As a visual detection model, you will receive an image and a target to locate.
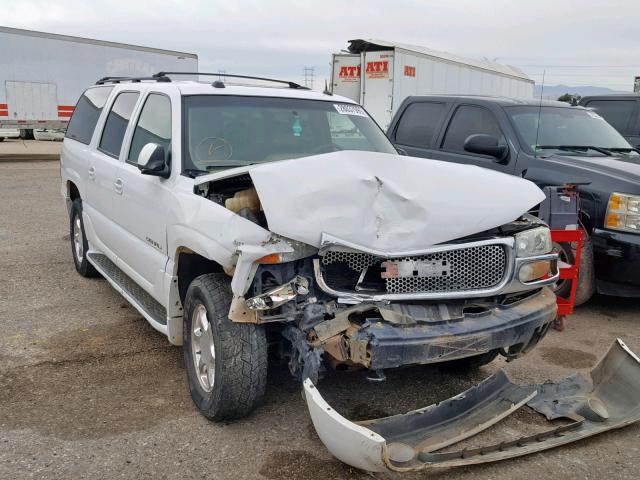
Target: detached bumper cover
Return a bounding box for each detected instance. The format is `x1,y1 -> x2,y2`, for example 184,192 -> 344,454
304,338 -> 640,473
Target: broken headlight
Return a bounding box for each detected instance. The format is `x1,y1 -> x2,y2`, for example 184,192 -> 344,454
256,237 -> 318,264
514,226 -> 552,257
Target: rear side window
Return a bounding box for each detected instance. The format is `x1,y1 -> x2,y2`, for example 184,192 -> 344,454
441,105 -> 506,153
394,102 -> 447,147
584,100 -> 637,134
65,87 -> 113,145
99,92 -> 140,157
128,94 -> 172,164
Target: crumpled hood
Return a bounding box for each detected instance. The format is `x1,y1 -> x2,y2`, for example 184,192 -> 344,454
195,151 -> 545,251
243,151 -> 545,251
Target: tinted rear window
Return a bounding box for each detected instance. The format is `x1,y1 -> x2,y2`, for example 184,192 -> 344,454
394,102 -> 447,147
65,87 -> 113,145
585,100 -> 637,134
99,92 -> 140,157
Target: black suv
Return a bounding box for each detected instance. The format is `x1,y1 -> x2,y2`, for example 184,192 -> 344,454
387,95 -> 640,303
579,94 -> 640,148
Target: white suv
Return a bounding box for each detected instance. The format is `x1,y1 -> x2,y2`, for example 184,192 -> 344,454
61,72 -> 559,420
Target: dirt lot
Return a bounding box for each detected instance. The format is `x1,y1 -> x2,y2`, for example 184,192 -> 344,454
1,159 -> 639,480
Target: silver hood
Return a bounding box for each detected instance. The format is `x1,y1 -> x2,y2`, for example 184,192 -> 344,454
196,151 -> 545,251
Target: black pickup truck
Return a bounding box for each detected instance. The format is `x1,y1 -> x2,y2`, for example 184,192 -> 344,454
579,94 -> 640,148
387,96 -> 640,304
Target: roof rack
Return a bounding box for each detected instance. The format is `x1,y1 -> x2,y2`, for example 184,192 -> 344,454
96,74 -> 170,85
154,71 -> 309,89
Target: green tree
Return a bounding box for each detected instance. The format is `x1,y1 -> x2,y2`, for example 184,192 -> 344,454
557,93 -> 573,103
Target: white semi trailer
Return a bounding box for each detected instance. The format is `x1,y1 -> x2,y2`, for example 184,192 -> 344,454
0,26 -> 198,138
331,39 -> 534,130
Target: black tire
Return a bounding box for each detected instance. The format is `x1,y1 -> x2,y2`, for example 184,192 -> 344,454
19,129 -> 34,140
0,137 -> 5,142
69,199 -> 99,277
442,350 -> 499,371
183,273 -> 267,420
553,235 -> 595,306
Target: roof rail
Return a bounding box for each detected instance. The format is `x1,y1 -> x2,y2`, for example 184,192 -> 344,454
154,72 -> 309,89
95,74 -> 170,85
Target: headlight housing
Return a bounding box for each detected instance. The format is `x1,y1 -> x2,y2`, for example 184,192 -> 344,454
515,226 -> 552,257
605,192 -> 640,233
255,237 -> 318,264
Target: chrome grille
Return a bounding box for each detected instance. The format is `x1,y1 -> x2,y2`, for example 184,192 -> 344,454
320,244 -> 507,295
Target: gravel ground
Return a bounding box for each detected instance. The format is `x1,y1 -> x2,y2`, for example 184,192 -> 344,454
1,159 -> 639,480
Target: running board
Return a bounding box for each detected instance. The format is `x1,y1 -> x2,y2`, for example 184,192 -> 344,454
87,252 -> 168,332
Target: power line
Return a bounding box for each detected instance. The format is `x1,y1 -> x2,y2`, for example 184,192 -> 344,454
513,64 -> 640,68
303,66 -> 314,90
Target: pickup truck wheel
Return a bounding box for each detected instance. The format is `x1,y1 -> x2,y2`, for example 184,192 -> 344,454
442,350 -> 499,371
553,235 -> 595,306
183,273 -> 267,420
69,199 -> 99,277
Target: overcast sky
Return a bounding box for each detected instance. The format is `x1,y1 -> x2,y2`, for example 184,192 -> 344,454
4,0 -> 640,91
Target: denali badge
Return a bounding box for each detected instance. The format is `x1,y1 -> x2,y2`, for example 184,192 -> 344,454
381,259 -> 451,279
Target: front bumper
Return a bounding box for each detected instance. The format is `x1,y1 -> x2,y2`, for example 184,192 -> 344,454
357,287 -> 557,369
592,228 -> 640,296
304,338 -> 640,473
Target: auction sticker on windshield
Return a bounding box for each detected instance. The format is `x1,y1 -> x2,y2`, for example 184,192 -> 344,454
334,104 -> 367,117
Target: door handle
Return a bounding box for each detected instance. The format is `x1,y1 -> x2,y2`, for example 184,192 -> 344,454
88,166 -> 96,180
114,178 -> 124,195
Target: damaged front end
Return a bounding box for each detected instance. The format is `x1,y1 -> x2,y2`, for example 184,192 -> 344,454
193,157 -> 559,383
236,223 -> 559,382
304,339 -> 640,472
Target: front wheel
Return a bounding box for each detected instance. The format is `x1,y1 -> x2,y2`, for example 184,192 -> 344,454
69,199 -> 99,277
553,234 -> 595,306
183,273 -> 267,420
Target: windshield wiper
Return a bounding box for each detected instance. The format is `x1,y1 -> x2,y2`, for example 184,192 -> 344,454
182,168 -> 209,177
205,162 -> 256,170
535,145 -> 613,156
605,147 -> 640,155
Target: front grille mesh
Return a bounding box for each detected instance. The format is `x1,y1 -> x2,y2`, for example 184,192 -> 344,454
320,244 -> 507,295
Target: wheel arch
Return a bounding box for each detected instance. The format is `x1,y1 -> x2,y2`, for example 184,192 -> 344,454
174,247 -> 228,303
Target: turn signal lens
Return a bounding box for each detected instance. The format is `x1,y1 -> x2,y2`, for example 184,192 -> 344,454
519,260 -> 553,283
606,193 -> 640,234
256,253 -> 282,264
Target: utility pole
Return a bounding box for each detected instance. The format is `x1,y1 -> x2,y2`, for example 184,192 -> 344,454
303,66 -> 315,90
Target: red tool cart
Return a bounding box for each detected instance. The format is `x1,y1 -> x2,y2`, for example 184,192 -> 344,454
551,228 -> 583,331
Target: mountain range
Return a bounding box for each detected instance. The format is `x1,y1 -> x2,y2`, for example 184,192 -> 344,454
533,84 -> 628,100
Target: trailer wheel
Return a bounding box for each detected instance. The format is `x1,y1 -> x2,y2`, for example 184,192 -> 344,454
69,199 -> 99,278
183,273 -> 267,420
19,129 -> 34,140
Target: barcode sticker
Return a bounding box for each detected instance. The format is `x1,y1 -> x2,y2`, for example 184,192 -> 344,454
334,103 -> 368,117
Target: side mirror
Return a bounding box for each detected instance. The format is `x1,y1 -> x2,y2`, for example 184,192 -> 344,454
463,134 -> 508,163
137,143 -> 170,178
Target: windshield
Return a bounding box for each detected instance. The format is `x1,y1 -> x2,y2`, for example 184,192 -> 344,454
182,95 -> 396,172
506,106 -> 637,157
